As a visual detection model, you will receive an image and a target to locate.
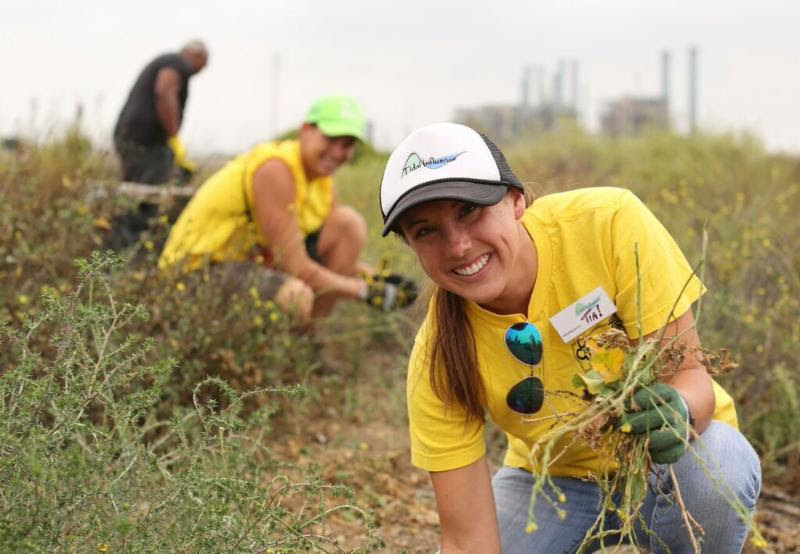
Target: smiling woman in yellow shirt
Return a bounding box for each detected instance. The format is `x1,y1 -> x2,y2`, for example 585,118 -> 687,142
380,122 -> 760,554
407,187 -> 738,479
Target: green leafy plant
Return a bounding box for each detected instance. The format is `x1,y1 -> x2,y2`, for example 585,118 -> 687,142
0,252 -> 384,552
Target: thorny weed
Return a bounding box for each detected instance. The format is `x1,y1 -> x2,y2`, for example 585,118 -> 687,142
0,252 -> 385,552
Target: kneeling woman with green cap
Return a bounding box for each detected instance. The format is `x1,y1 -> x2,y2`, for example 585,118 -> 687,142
380,122 -> 760,553
160,95 -> 416,322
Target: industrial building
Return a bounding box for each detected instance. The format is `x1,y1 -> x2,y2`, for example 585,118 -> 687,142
454,61 -> 580,144
455,48 -> 699,142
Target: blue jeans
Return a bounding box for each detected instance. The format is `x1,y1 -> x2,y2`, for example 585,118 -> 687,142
492,422 -> 761,553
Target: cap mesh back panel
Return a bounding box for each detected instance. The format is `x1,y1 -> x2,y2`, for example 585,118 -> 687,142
478,132 -> 523,190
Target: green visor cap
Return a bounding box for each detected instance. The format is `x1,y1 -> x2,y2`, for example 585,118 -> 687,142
305,95 -> 366,141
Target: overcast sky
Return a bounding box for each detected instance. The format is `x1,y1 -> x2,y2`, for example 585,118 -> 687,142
2,0 -> 798,155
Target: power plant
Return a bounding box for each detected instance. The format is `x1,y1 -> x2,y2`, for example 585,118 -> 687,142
600,50 -> 672,138
455,47 -> 699,143
454,59 -> 580,144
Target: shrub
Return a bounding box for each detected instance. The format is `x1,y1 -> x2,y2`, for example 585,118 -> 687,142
0,252 -> 383,552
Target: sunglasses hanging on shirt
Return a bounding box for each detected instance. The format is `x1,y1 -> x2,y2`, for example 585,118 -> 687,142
504,321 -> 544,416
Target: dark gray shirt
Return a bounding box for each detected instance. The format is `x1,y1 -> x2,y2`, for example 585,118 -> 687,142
114,53 -> 191,146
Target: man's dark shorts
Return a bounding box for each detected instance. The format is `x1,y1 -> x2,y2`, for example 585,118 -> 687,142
207,262 -> 288,301
106,137 -> 182,252
203,230 -> 323,301
114,137 -> 174,184
304,230 -> 323,264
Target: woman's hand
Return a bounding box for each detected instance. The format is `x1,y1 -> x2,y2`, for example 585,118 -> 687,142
619,309 -> 715,464
617,382 -> 690,463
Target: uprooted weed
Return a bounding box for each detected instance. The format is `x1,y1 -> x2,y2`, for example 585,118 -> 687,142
525,241 -> 765,553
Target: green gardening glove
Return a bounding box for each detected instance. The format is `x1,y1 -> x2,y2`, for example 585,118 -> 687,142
616,383 -> 690,464
363,272 -> 418,312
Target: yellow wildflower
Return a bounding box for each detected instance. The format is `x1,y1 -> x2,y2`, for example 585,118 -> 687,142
589,347 -> 625,383
92,217 -> 111,231
750,533 -> 767,549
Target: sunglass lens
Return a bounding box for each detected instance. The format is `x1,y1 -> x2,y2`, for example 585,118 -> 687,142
504,322 -> 543,366
506,376 -> 544,415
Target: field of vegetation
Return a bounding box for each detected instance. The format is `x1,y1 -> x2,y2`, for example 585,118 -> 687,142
1,123 -> 798,552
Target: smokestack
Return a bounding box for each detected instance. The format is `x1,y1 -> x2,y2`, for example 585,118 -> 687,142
535,65 -> 545,107
661,50 -> 670,116
364,120 -> 374,144
270,53 -> 280,138
570,59 -> 579,113
688,46 -> 698,134
520,65 -> 531,110
553,60 -> 565,110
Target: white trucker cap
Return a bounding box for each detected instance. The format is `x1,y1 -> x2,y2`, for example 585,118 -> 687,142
379,122 -> 523,236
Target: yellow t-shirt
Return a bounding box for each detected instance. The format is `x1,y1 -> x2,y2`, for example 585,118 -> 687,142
407,187 -> 738,477
158,140 -> 334,271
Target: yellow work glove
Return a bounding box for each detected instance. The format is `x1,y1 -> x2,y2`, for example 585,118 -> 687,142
167,136 -> 197,174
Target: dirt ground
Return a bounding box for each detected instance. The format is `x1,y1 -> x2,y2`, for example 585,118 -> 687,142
270,335 -> 800,553
278,422 -> 799,553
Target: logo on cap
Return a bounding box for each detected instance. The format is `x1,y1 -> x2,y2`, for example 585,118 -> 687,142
401,151 -> 466,178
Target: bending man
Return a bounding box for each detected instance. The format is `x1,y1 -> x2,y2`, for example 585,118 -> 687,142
159,95 -> 416,323
114,40 -> 208,184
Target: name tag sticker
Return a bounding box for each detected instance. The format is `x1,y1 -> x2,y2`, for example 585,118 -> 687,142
549,287 -> 618,343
